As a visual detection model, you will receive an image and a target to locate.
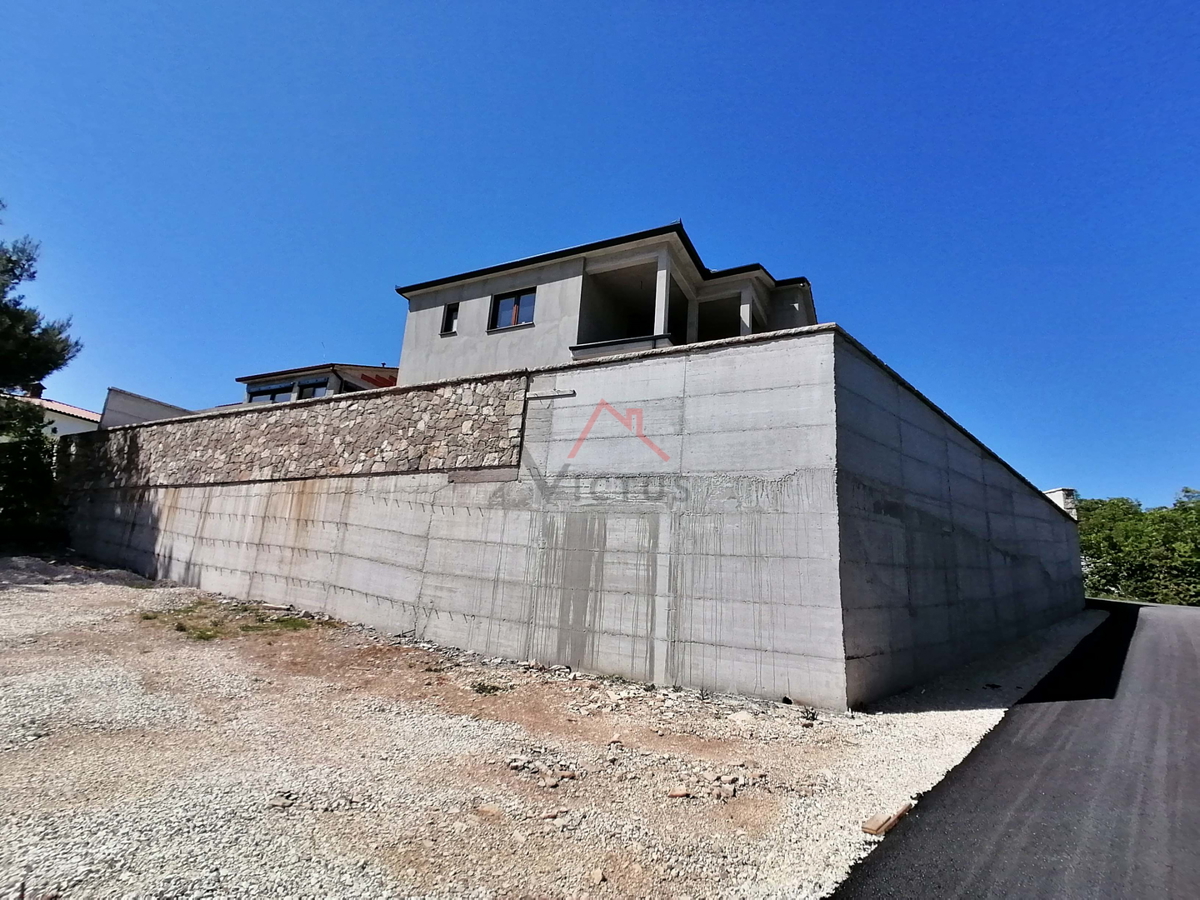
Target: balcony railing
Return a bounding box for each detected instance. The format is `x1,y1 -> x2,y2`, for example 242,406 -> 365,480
568,334 -> 674,360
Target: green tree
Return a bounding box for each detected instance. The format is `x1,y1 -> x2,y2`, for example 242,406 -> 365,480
0,400 -> 60,547
0,199 -> 82,391
0,199 -> 84,549
1078,489 -> 1200,606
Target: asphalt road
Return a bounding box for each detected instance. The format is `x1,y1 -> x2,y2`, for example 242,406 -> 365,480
833,601 -> 1200,899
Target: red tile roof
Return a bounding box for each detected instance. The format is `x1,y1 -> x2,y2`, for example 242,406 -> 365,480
8,394 -> 101,423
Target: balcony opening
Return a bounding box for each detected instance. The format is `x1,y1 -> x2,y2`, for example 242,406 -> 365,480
573,264 -> 688,359
577,263 -> 656,345
696,296 -> 741,342
694,294 -> 768,342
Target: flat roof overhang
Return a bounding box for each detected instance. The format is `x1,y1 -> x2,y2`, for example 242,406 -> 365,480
394,222 -> 808,297
236,364 -> 397,384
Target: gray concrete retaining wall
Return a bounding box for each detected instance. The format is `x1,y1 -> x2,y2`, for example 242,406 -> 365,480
63,325 -> 1082,708
833,334 -> 1084,705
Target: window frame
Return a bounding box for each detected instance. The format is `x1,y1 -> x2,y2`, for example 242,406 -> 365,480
247,381 -> 295,403
488,288 -> 536,331
440,302 -> 460,335
296,378 -> 330,400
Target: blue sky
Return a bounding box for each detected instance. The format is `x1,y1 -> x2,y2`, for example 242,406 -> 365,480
5,1 -> 1197,507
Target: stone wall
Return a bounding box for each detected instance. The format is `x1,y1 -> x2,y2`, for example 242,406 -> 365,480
62,375 -> 527,489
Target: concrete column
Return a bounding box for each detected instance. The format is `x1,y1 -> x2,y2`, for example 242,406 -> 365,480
654,253 -> 671,337
739,286 -> 754,336
686,297 -> 699,343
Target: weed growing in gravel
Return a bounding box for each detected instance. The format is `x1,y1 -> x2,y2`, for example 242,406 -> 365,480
238,618 -> 311,632
146,597 -> 331,643
471,682 -> 510,695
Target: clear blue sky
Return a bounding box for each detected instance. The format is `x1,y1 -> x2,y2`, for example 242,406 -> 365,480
6,1 -> 1197,507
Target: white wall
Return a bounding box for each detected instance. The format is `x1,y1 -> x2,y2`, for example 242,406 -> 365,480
100,388 -> 191,428
43,413 -> 98,437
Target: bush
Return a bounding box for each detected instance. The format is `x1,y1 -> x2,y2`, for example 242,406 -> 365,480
0,397 -> 67,551
1078,488 -> 1200,606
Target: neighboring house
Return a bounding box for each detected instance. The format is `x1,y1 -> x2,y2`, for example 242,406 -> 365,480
6,389 -> 100,438
236,364 -> 398,404
95,366 -> 400,431
99,388 -> 192,429
395,222 -> 816,384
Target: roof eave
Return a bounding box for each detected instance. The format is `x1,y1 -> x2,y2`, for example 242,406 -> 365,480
394,222 -> 804,297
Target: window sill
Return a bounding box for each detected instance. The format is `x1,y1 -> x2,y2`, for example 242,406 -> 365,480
486,322 -> 535,335
439,330 -> 457,337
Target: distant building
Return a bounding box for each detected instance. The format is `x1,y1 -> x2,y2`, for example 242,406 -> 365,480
235,364 -> 398,404
99,388 -> 193,429
93,365 -> 400,432
6,387 -> 100,437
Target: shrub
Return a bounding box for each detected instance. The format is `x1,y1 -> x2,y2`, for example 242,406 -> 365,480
1079,488 -> 1200,606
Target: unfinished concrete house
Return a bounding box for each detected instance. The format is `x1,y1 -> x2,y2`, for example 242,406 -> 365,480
61,224 -> 1083,709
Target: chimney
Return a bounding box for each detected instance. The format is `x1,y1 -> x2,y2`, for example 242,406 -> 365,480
26,383 -> 45,399
1043,487 -> 1078,520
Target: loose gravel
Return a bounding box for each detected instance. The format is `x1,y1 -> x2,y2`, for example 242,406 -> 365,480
0,555 -> 1105,899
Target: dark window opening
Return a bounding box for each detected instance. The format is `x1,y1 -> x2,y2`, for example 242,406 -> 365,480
490,289 -> 536,330
248,382 -> 295,403
441,302 -> 459,334
297,379 -> 329,400
696,296 -> 742,343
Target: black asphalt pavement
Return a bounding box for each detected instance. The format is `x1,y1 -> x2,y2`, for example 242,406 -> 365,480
833,601 -> 1200,899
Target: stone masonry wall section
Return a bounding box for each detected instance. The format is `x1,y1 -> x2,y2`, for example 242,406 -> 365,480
63,375 -> 528,489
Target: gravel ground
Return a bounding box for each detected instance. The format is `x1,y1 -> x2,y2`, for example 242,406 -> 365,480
0,556 -> 1105,899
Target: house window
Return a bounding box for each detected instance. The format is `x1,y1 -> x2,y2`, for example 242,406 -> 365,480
296,378 -> 329,400
489,289 -> 536,330
247,382 -> 295,403
441,302 -> 460,335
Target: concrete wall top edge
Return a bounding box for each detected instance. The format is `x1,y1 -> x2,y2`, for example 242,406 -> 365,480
832,333 -> 1077,525
88,324 -> 841,436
